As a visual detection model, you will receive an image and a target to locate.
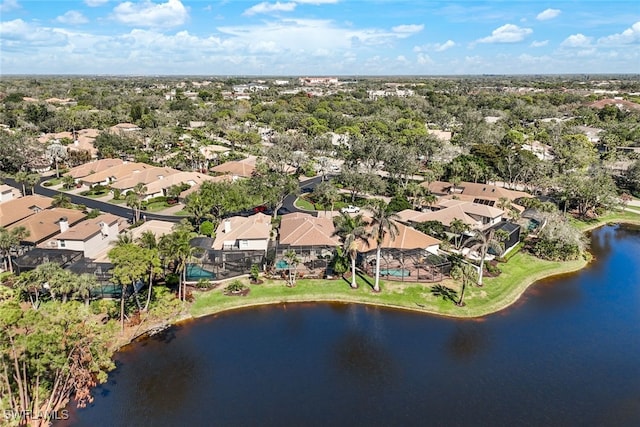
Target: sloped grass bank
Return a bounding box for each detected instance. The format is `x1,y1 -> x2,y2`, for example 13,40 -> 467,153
190,251 -> 587,319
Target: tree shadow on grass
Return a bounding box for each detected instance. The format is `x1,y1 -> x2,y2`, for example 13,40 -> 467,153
431,284 -> 458,304
355,271 -> 375,291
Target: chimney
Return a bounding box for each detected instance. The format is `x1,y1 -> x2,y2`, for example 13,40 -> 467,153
224,219 -> 231,233
59,217 -> 69,233
99,221 -> 109,237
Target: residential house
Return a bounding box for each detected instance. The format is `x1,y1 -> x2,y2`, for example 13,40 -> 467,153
109,166 -> 179,195
356,219 -> 447,282
435,199 -> 504,228
9,208 -> 86,246
0,195 -> 54,228
422,181 -> 531,206
396,206 -> 481,230
108,123 -> 141,135
212,213 -> 271,252
0,184 -> 18,203
210,156 -> 257,179
275,212 -> 340,274
143,171 -> 215,200
79,162 -> 151,187
188,213 -> 271,280
40,214 -> 121,258
66,158 -> 124,180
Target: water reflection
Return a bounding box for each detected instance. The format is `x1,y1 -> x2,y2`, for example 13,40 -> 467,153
333,331 -> 396,388
446,322 -> 490,361
61,226 -> 640,427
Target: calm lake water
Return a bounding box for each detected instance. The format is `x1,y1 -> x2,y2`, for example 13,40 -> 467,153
62,225 -> 640,426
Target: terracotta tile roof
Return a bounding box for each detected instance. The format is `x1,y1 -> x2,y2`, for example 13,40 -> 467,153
437,199 -> 504,219
9,208 -> 86,244
422,180 -> 532,201
397,206 -> 481,228
358,219 -> 441,251
66,158 -> 124,179
179,175 -> 233,199
110,166 -> 180,191
81,162 -> 151,184
279,212 -> 340,247
210,160 -> 256,177
0,195 -> 54,227
145,171 -> 215,196
54,213 -> 121,241
212,213 -> 271,250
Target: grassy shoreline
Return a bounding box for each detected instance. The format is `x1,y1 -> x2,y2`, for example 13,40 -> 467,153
185,212 -> 640,322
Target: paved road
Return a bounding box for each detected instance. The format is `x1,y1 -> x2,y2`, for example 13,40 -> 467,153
3,177 -> 183,223
281,175 -> 324,217
4,174 -> 325,223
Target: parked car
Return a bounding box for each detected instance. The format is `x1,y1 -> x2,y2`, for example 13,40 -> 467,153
340,205 -> 360,213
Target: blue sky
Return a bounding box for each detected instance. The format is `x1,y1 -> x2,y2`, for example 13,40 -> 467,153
1,0 -> 639,75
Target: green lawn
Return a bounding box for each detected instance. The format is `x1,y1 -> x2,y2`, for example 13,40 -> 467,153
571,209 -> 640,232
143,201 -> 172,212
294,196 -> 316,211
190,250 -> 587,319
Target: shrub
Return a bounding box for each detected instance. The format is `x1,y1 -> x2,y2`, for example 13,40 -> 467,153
225,280 -> 247,294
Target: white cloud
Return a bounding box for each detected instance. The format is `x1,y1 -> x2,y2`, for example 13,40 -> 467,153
392,24 -> 424,34
243,2 -> 296,16
55,11 -> 89,25
414,40 -> 456,52
0,19 -> 68,48
417,53 -> 432,64
0,0 -> 20,13
536,8 -> 561,21
296,0 -> 339,4
477,24 -> 532,43
598,21 -> 640,45
530,40 -> 548,47
113,0 -> 189,28
85,0 -> 109,6
561,33 -> 592,48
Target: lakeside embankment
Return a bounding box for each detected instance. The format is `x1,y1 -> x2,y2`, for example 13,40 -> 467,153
122,212 -> 640,346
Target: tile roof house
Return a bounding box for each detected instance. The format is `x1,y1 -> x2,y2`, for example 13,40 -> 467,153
275,212 -> 340,274
210,156 -> 257,179
212,213 -> 271,252
396,207 -> 481,229
422,181 -> 531,205
435,199 -> 504,228
40,213 -> 122,258
144,171 -> 216,200
109,123 -> 141,134
278,212 -> 340,247
9,208 -> 86,246
0,184 -> 19,203
66,158 -> 124,179
357,219 -> 441,253
80,162 -> 152,187
110,166 -> 180,194
0,195 -> 54,228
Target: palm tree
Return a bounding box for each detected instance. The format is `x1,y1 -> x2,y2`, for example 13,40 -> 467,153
405,182 -> 424,210
368,201 -> 399,292
137,230 -> 158,249
467,229 -> 504,286
75,273 -> 97,305
0,226 -> 29,273
25,173 -> 41,195
14,170 -> 28,196
332,212 -> 369,289
52,192 -> 72,208
125,191 -> 142,223
449,219 -> 470,250
62,174 -> 76,190
159,221 -> 198,301
283,249 -> 300,287
450,261 -> 478,307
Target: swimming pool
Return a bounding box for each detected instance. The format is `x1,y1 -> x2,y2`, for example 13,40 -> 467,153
186,264 -> 216,281
380,268 -> 410,277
